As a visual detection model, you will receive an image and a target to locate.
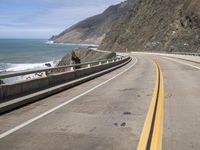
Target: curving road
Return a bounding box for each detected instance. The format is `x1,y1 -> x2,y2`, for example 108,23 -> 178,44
0,53 -> 200,150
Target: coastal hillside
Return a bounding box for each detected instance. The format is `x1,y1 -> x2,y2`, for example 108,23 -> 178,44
100,0 -> 200,52
50,0 -> 136,45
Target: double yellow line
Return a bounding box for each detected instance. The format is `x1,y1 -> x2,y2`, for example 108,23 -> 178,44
137,62 -> 164,150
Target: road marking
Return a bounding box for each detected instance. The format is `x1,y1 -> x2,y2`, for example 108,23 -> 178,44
0,56 -> 138,139
137,62 -> 164,150
163,57 -> 200,70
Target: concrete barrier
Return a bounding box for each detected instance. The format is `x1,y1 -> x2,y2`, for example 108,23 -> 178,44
0,56 -> 131,114
0,57 -> 130,102
132,52 -> 200,64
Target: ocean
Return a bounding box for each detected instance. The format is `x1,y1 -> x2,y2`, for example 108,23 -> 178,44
0,39 -> 88,73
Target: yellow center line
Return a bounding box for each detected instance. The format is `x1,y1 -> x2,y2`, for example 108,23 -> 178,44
137,61 -> 164,150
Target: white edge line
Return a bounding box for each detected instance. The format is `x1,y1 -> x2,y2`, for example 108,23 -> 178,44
0,56 -> 138,139
163,57 -> 200,70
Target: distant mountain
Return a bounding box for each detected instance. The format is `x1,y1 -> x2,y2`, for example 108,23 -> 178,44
100,0 -> 200,52
50,0 -> 136,45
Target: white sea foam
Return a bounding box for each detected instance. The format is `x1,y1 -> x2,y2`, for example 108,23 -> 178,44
0,61 -> 58,84
45,41 -> 99,47
4,61 -> 55,72
45,41 -> 54,44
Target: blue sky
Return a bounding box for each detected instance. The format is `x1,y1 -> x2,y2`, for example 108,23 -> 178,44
0,0 -> 124,39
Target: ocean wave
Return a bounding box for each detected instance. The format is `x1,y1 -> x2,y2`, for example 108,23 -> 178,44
0,61 -> 57,72
45,41 -> 99,47
46,40 -> 54,44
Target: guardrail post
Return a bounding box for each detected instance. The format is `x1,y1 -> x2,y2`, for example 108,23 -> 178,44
99,62 -> 102,65
106,60 -> 109,64
70,67 -> 74,71
112,60 -> 115,62
87,64 -> 91,68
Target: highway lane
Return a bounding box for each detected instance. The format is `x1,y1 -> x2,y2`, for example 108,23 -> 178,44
135,54 -> 200,150
156,57 -> 200,150
0,53 -> 200,150
0,55 -> 156,150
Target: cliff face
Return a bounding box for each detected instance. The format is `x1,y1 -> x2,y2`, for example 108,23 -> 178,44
100,0 -> 200,52
50,1 -> 135,45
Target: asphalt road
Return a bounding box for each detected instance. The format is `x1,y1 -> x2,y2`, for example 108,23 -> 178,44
0,53 -> 200,150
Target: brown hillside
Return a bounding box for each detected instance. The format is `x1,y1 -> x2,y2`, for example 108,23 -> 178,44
100,0 -> 200,52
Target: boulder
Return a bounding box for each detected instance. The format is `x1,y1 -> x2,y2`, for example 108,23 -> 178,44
45,63 -> 52,67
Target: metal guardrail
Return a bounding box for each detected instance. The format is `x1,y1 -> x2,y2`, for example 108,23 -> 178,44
0,56 -> 125,80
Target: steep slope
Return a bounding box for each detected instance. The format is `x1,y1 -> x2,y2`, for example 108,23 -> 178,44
100,0 -> 200,52
50,0 -> 135,45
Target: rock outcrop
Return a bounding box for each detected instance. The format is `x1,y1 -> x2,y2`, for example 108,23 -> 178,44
57,48 -> 116,66
100,0 -> 200,52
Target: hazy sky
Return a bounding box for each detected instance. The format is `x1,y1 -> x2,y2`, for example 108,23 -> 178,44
0,0 -> 124,39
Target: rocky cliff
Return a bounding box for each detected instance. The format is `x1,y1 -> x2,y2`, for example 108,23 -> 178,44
57,48 -> 116,66
100,0 -> 200,52
50,0 -> 135,45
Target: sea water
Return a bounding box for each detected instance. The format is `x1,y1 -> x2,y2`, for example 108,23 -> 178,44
0,39 -> 87,73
